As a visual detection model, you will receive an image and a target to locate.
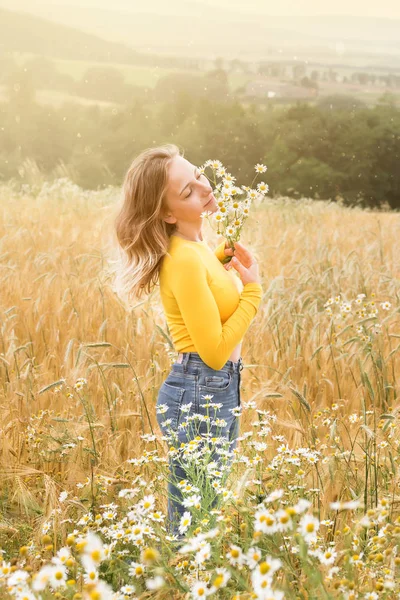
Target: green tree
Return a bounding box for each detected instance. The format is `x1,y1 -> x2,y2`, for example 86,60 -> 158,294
76,67 -> 128,103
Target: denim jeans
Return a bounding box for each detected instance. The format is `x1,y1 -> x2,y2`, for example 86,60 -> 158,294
155,352 -> 244,541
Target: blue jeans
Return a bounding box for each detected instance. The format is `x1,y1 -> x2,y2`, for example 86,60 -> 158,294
155,352 -> 244,541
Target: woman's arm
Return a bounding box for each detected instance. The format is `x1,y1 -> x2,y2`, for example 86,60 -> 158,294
169,247 -> 262,370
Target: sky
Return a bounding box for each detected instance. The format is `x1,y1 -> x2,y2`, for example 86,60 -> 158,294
199,0 -> 400,19
1,0 -> 399,20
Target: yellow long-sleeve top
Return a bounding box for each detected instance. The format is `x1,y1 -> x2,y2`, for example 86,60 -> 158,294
159,234 -> 263,370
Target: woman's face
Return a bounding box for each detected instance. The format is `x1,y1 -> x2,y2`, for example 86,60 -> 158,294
163,155 -> 218,228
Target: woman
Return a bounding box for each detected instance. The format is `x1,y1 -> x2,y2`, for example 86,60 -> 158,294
114,143 -> 262,542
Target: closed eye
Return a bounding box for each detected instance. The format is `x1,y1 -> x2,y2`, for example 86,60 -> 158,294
186,172 -> 205,197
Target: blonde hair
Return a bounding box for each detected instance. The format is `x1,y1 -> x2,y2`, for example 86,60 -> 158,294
111,143 -> 182,305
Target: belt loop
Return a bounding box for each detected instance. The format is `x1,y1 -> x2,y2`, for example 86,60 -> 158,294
182,352 -> 190,372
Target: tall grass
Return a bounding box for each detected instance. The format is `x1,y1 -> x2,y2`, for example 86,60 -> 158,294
0,177 -> 399,599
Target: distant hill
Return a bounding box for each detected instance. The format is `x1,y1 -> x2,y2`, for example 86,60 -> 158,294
0,2 -> 399,65
0,7 -> 142,63
0,3 -> 337,68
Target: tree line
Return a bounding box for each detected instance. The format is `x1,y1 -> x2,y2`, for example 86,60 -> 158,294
0,88 -> 399,209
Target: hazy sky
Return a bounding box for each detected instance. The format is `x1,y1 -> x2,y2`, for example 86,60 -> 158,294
2,0 -> 399,19
205,0 -> 400,19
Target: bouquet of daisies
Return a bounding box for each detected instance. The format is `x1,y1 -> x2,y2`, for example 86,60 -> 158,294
199,159 -> 269,265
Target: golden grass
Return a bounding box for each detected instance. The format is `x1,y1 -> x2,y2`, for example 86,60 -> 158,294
0,179 -> 399,597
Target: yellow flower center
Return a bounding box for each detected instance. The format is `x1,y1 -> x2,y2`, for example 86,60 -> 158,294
259,562 -> 271,574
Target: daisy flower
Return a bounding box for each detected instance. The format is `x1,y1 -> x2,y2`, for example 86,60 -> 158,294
298,514 -> 320,543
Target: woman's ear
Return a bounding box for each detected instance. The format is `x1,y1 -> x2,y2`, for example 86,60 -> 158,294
162,212 -> 176,225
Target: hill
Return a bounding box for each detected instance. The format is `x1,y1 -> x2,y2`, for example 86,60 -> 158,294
0,7 -> 142,63
0,1 -> 399,64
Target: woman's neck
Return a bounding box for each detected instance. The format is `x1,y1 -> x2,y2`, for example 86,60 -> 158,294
172,231 -> 204,242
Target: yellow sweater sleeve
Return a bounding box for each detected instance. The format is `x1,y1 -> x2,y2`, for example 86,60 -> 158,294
214,239 -> 227,262
169,247 -> 262,370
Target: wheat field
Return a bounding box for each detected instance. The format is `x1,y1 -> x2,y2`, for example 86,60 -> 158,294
1,177 -> 400,599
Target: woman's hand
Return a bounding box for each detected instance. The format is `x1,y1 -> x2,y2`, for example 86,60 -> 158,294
223,241 -> 234,258
223,241 -> 260,286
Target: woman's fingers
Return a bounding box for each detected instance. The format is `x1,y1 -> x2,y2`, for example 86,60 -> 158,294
223,241 -> 254,266
224,241 -> 247,256
234,241 -> 250,256
233,242 -> 253,267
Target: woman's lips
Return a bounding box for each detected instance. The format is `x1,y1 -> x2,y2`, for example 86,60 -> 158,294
204,195 -> 214,208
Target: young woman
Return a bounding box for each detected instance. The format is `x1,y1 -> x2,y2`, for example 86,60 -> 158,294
114,143 -> 263,542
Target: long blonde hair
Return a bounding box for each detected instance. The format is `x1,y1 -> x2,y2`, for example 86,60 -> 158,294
112,143 -> 182,305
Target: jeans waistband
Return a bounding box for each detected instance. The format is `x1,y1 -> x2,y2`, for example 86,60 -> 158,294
176,352 -> 244,373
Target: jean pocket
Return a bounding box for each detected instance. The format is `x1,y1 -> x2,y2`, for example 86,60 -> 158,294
200,371 -> 233,392
156,381 -> 186,432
